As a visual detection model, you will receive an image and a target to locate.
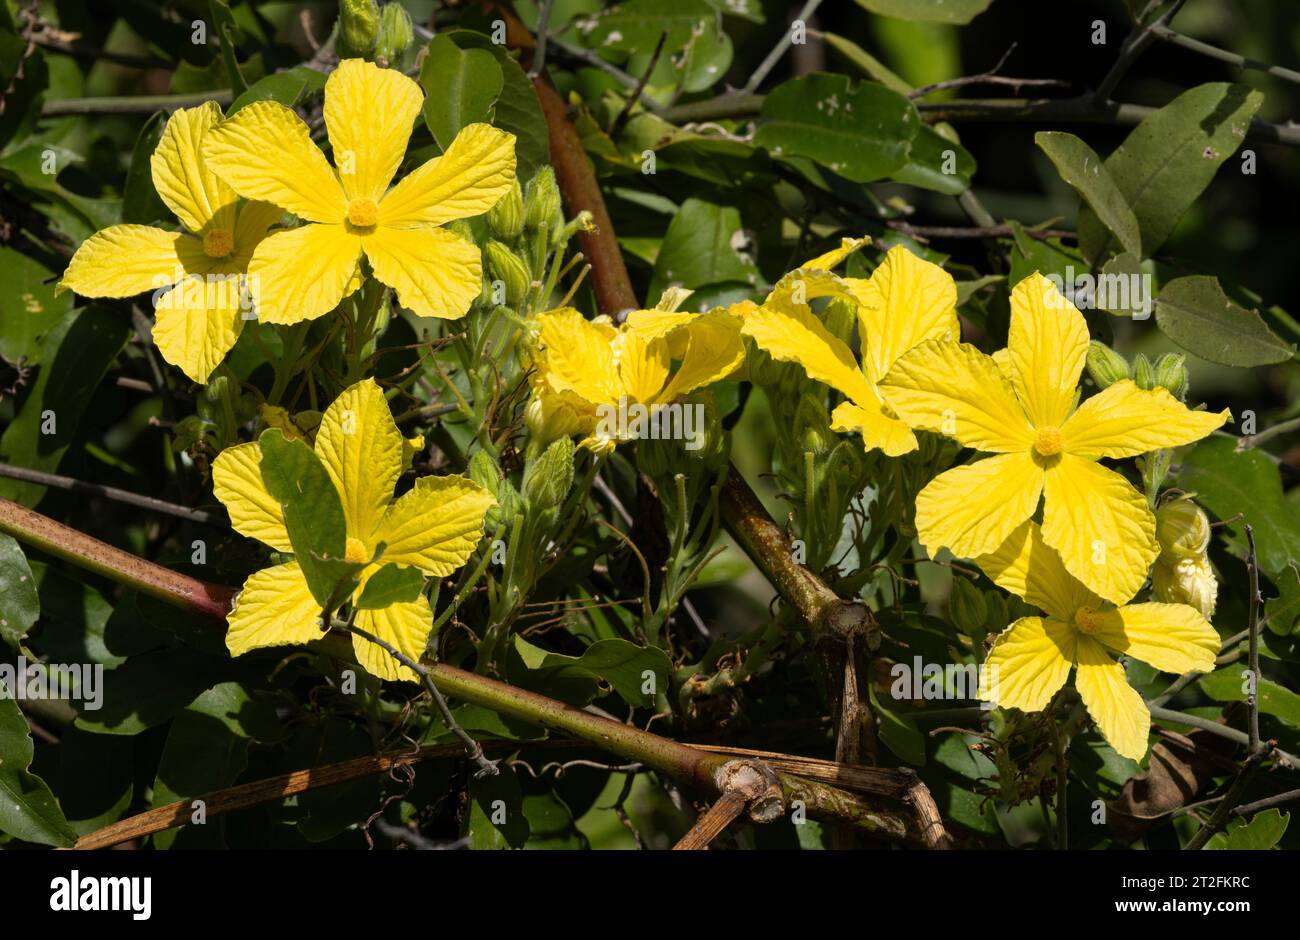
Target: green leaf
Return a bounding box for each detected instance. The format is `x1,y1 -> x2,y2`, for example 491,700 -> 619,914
1078,82 -> 1263,260
582,0 -> 718,55
648,197 -> 758,301
207,0 -> 248,97
0,307 -> 130,506
353,563 -> 424,610
0,246 -> 74,367
0,696 -> 76,846
1199,666 -> 1300,728
892,124 -> 976,195
854,0 -> 992,24
1205,808 -> 1289,850
1034,131 -> 1141,259
677,17 -> 733,93
228,66 -> 326,114
820,32 -> 912,93
468,765 -> 530,848
755,74 -> 919,183
513,635 -> 672,708
1178,436 -> 1300,580
419,34 -> 504,151
869,685 -> 926,765
257,429 -> 359,608
0,534 -> 38,650
1265,565 -> 1300,637
121,111 -> 169,224
1155,276 -> 1295,367
74,648 -> 220,735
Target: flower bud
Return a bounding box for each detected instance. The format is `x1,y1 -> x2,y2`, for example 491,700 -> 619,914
524,166 -> 563,235
1154,352 -> 1188,399
338,0 -> 380,57
1152,555 -> 1218,619
794,395 -> 837,460
374,2 -> 414,65
948,576 -> 988,636
485,240 -> 531,307
1085,340 -> 1129,389
469,450 -> 520,531
523,436 -> 575,508
1155,497 -> 1212,558
1132,352 -> 1156,390
487,179 -> 525,242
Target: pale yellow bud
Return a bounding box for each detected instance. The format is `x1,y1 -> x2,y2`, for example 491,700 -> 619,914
1152,555 -> 1218,619
1155,497 -> 1212,559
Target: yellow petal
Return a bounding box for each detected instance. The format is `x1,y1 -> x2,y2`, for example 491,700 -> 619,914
916,452 -> 1044,559
247,223 -> 361,324
212,441 -> 293,552
373,474 -> 493,576
660,309 -> 743,400
848,245 -> 959,383
226,561 -> 324,657
880,340 -> 1034,453
204,100 -> 347,223
614,329 -> 670,403
151,101 -> 237,235
59,225 -> 202,298
740,297 -> 877,406
1006,272 -> 1089,428
352,595 -> 433,682
1074,636 -> 1150,761
378,123 -> 516,227
830,400 -> 917,457
622,309 -> 697,343
314,378 -> 404,545
1060,380 -> 1231,459
991,347 -> 1015,383
325,59 -> 424,203
537,308 -> 620,403
362,225 -> 481,320
978,616 -> 1074,712
1041,455 -> 1157,605
1095,603 -> 1219,674
152,279 -> 246,383
800,235 -> 870,271
975,521 -> 1101,622
229,200 -> 285,268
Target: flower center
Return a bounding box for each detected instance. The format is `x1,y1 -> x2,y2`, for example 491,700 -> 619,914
1033,426 -> 1064,457
347,198 -> 379,228
202,228 -> 234,258
344,537 -> 369,564
1074,606 -> 1104,635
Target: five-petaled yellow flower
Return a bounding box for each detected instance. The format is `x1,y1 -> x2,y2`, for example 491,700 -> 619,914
529,300 -> 743,452
203,58 -> 516,324
213,379 -> 494,680
58,102 -> 282,383
740,243 -> 959,456
975,521 -> 1220,760
879,272 -> 1230,604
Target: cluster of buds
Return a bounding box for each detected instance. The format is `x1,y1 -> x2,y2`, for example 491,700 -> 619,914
337,0 -> 413,65
1151,496 -> 1218,618
1086,341 -> 1189,399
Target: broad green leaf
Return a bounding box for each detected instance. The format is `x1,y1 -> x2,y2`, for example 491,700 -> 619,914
258,429 -> 359,608
0,307 -> 130,506
0,534 -> 38,650
648,197 -> 758,301
1265,565 -> 1300,637
892,124 -> 976,195
468,764 -> 530,848
1199,666 -> 1300,728
854,0 -> 992,24
1078,83 -> 1263,260
121,111 -> 168,224
1205,808 -> 1289,850
1178,436 -> 1300,580
1035,131 -> 1141,259
0,247 -> 73,367
754,74 -> 919,183
1155,276 -> 1295,367
353,563 -> 424,610
821,32 -> 912,93
1006,221 -> 1086,287
1095,251 -> 1150,318
513,635 -> 672,708
869,685 -> 927,765
582,0 -> 717,55
228,66 -> 326,114
419,34 -> 504,151
74,648 -> 221,736
446,30 -> 549,180
677,17 -> 733,93
55,727 -> 135,835
0,696 -> 77,846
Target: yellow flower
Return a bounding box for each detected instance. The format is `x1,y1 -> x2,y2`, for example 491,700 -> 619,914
529,303 -> 744,451
212,379 -> 494,680
739,244 -> 959,457
58,102 -> 281,383
975,521 -> 1220,761
879,272 -> 1230,604
203,58 -> 516,325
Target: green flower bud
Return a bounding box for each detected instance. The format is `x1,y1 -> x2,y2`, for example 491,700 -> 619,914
1152,555 -> 1218,619
1132,352 -> 1156,390
1154,352 -> 1188,399
794,395 -> 837,461
822,297 -> 856,346
524,166 -> 562,235
1155,497 -> 1212,559
948,577 -> 988,636
487,179 -> 525,242
374,2 -> 414,65
469,450 -> 520,530
523,435 -> 575,508
485,240 -> 532,307
1085,340 -> 1129,389
338,0 -> 380,57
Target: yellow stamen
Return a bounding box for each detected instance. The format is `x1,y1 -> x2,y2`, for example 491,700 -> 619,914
1033,426 -> 1064,457
1074,606 -> 1104,635
347,198 -> 378,228
344,537 -> 369,564
202,229 -> 234,258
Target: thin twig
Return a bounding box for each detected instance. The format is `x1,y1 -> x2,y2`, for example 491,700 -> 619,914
1151,23 -> 1300,86
609,31 -> 666,138
744,0 -> 826,93
1236,415 -> 1300,451
0,462 -> 224,527
527,0 -> 554,79
672,789 -> 748,849
1229,787 -> 1300,820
